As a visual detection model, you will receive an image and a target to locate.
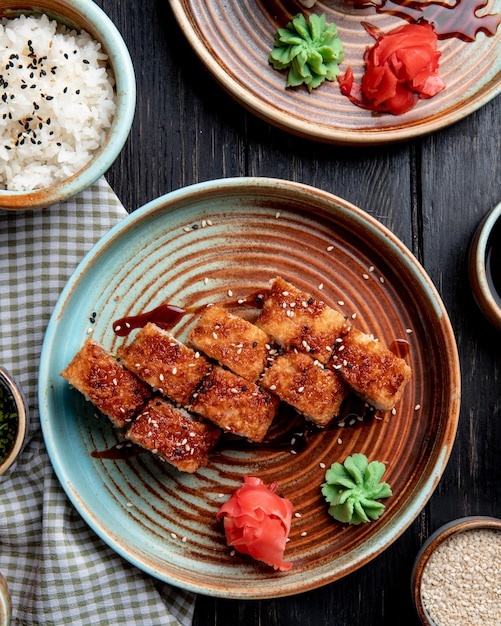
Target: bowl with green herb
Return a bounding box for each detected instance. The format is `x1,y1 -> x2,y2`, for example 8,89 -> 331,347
0,366 -> 28,475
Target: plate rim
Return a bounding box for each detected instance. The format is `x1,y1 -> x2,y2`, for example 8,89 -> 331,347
39,176 -> 461,597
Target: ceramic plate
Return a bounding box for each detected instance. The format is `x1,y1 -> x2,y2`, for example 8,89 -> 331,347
39,178 -> 460,598
168,0 -> 501,144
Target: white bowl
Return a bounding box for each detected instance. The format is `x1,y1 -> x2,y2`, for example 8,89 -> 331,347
0,0 -> 136,210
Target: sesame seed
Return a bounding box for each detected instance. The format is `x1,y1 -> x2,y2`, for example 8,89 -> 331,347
337,438 -> 342,444
318,283 -> 324,290
326,245 -> 334,252
319,462 -> 326,469
204,277 -> 209,284
227,289 -> 233,297
294,512 -> 302,518
275,211 -> 281,219
362,273 -> 369,280
300,531 -> 308,537
415,404 -> 421,410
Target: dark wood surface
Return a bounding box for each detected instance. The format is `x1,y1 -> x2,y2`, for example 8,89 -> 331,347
98,1 -> 501,624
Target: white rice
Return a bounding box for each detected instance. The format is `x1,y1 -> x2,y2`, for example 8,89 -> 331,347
0,13 -> 116,191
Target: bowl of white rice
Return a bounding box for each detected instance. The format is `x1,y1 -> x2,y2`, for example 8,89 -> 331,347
0,0 -> 135,210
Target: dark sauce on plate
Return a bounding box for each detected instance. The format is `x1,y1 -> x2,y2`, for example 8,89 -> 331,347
113,290 -> 268,337
350,0 -> 501,41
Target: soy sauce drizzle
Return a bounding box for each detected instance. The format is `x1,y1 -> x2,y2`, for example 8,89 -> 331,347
112,291 -> 268,337
353,0 -> 500,41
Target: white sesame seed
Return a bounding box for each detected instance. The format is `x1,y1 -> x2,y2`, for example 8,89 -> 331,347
362,273 -> 370,280
275,211 -> 281,219
338,300 -> 345,306
318,283 -> 324,290
379,276 -> 385,283
227,289 -> 233,297
300,531 -> 308,537
294,512 -> 302,518
337,438 -> 342,444
212,332 -> 218,340
319,462 -> 326,469
204,277 -> 209,284
297,386 -> 305,393
406,328 -> 413,334
170,532 -> 177,539
415,404 -> 421,410
326,245 -> 334,252
172,367 -> 177,375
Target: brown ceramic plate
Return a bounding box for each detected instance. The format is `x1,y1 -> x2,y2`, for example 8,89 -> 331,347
39,178 -> 461,597
168,0 -> 501,145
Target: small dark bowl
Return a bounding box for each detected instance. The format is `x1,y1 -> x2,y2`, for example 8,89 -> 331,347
412,516 -> 501,625
0,367 -> 29,475
469,202 -> 501,331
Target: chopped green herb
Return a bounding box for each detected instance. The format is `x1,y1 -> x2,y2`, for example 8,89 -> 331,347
0,377 -> 19,465
321,453 -> 392,525
269,13 -> 344,92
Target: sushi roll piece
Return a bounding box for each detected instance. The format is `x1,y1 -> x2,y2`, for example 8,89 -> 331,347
60,338 -> 151,428
117,322 -> 212,407
260,351 -> 350,427
125,397 -> 221,473
328,328 -> 412,411
255,277 -> 349,364
191,366 -> 279,443
189,305 -> 271,382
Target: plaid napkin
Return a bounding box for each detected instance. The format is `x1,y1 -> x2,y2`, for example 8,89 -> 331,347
0,177 -> 196,626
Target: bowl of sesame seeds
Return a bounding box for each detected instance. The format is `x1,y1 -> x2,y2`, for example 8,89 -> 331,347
0,366 -> 28,475
0,0 -> 135,210
412,516 -> 501,626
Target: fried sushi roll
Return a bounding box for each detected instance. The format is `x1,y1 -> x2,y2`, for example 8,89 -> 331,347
260,351 -> 350,427
117,322 -> 212,407
189,305 -> 271,382
191,366 -> 279,443
328,328 -> 412,411
125,397 -> 221,473
60,338 -> 151,428
255,277 -> 348,364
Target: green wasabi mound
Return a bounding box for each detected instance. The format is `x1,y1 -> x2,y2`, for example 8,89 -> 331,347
269,13 -> 344,92
321,453 -> 392,525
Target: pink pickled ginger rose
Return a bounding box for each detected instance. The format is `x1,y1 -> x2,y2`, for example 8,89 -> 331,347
339,22 -> 445,115
217,476 -> 293,571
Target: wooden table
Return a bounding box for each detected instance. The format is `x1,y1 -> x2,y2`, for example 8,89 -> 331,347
98,1 -> 501,623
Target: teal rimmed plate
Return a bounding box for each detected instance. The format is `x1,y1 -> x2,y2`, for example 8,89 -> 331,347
39,177 -> 460,598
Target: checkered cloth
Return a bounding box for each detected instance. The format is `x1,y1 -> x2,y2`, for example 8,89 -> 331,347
0,178 -> 196,626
